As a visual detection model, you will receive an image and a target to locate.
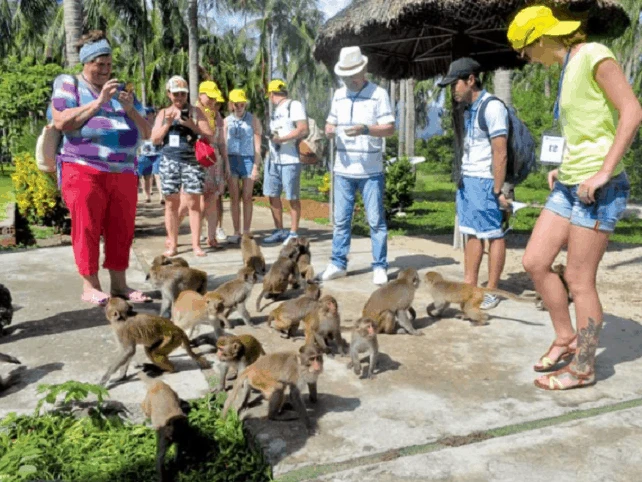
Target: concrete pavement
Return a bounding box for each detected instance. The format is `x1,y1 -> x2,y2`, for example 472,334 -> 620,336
1,200 -> 641,482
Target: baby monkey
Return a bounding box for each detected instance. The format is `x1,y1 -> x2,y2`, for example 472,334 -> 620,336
100,298 -> 210,386
347,317 -> 379,379
424,271 -> 530,326
212,334 -> 265,393
222,344 -> 324,434
241,233 -> 266,276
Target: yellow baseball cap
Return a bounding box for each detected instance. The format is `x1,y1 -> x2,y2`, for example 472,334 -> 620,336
267,79 -> 287,95
199,81 -> 225,102
229,89 -> 248,103
508,6 -> 581,50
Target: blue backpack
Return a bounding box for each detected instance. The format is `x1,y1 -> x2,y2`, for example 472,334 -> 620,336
478,95 -> 536,185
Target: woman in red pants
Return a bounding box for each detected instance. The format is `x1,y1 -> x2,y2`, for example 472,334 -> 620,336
51,30 -> 151,305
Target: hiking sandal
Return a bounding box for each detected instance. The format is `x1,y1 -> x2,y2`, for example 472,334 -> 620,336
533,335 -> 577,372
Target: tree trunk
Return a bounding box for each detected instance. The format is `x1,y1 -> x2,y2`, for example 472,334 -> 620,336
63,0 -> 83,68
138,0 -> 148,107
398,79 -> 406,158
405,78 -> 415,157
493,68 -> 512,106
544,71 -> 551,98
390,80 -> 396,118
187,0 -> 199,105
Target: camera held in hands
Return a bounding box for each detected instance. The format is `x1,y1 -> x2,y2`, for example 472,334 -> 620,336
180,107 -> 190,120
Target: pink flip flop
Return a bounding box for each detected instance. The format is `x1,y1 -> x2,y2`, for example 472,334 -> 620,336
113,289 -> 152,303
81,289 -> 110,306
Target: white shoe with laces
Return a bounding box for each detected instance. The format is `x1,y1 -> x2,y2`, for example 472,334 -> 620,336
480,294 -> 500,310
216,227 -> 227,242
373,268 -> 388,285
320,264 -> 347,281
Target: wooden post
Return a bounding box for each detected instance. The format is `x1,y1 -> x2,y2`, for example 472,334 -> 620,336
405,78 -> 415,158
398,79 -> 406,158
329,87 -> 335,226
390,80 -> 397,119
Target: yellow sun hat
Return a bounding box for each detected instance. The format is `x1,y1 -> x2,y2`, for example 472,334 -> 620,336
229,89 -> 248,103
267,79 -> 287,95
507,6 -> 582,50
199,81 -> 225,103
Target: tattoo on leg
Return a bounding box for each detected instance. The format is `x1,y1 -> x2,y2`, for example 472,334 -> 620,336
574,317 -> 602,374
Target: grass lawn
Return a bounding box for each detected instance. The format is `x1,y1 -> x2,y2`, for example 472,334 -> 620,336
0,164 -> 15,222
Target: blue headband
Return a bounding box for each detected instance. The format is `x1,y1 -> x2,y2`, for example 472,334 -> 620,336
79,39 -> 112,64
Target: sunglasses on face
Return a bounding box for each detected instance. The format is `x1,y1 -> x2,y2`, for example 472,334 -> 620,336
171,92 -> 187,97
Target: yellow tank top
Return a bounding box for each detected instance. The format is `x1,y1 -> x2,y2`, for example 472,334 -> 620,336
197,101 -> 217,133
558,42 -> 623,185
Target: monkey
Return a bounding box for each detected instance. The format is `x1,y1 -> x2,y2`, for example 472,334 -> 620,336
100,298 -> 210,386
155,255 -> 190,268
303,294 -> 348,356
255,244 -> 301,312
241,233 -> 266,276
0,283 -> 14,336
171,290 -> 225,339
362,268 -> 422,336
346,317 -> 379,379
423,271 -> 532,326
146,254 -> 208,318
221,343 -> 324,434
0,352 -> 22,392
535,264 -> 573,311
266,281 -> 321,338
139,372 -> 193,482
212,334 -> 265,393
209,266 -> 258,328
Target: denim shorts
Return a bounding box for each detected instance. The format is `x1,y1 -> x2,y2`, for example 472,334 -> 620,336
544,171 -> 630,232
137,155 -> 161,176
229,155 -> 254,179
263,162 -> 302,200
456,176 -> 504,239
158,156 -> 205,195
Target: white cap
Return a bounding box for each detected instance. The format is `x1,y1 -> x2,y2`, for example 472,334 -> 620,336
166,75 -> 189,93
334,46 -> 368,77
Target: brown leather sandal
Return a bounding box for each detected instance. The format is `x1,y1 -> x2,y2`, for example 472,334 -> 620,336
533,335 -> 577,372
534,364 -> 595,391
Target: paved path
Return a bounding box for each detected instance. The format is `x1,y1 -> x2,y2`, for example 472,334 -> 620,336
1,200 -> 641,482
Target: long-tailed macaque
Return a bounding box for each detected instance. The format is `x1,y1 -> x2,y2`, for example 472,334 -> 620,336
256,245 -> 301,311
221,344 -> 324,433
212,334 -> 265,393
100,298 -> 210,386
172,291 -> 225,339
267,282 -> 321,338
241,234 -> 266,276
347,317 -> 379,379
147,254 -> 208,318
209,266 -> 258,328
424,271 -> 531,326
303,295 -> 348,355
362,268 -> 422,335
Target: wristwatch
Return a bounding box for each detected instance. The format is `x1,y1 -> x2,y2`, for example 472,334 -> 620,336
362,124 -> 370,135
493,190 -> 502,198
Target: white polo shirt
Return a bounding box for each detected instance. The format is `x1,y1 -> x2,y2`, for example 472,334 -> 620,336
269,99 -> 307,165
327,82 -> 395,178
462,90 -> 509,179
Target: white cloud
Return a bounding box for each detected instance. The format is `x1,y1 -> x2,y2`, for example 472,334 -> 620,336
318,0 -> 352,20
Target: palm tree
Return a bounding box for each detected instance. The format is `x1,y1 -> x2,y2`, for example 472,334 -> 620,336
493,69 -> 512,106
187,0 -> 199,104
63,0 -> 83,67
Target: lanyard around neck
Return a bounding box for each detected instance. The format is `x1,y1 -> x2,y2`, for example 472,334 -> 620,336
553,49 -> 572,125
348,81 -> 369,124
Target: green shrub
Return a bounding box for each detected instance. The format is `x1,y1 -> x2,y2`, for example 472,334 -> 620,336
384,157 -> 415,216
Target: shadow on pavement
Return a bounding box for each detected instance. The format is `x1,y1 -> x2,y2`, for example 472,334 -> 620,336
596,313 -> 642,382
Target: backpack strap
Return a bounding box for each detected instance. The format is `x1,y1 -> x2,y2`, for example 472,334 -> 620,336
477,95 -> 507,137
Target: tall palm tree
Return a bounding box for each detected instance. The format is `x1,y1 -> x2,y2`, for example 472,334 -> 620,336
187,0 -> 199,104
493,69 -> 512,106
63,0 -> 83,67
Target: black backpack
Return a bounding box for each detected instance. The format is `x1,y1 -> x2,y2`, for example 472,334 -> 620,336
477,95 -> 536,185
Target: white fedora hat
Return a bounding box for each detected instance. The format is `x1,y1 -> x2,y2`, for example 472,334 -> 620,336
334,46 -> 368,77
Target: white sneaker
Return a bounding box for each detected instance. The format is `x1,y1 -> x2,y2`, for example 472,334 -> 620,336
216,227 -> 227,242
320,264 -> 347,281
227,234 -> 241,244
373,268 -> 388,285
480,294 -> 500,310
282,232 -> 298,246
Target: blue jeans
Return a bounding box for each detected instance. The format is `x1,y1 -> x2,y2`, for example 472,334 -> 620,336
331,174 -> 388,270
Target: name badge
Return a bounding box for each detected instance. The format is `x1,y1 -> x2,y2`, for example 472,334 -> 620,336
540,131 -> 565,165
169,134 -> 180,148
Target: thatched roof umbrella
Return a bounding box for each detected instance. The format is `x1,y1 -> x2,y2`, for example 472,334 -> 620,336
314,0 -> 630,80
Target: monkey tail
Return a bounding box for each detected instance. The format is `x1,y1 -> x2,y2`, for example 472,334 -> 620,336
0,352 -> 20,364
221,371 -> 248,419
255,290 -> 266,312
484,288 -> 532,303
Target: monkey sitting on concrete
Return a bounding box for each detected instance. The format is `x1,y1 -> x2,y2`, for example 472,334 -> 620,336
146,254 -> 208,318
222,343 -> 324,434
347,318 -> 379,379
212,334 -> 265,393
303,294 -> 348,356
100,298 -> 210,386
241,233 -> 266,276
256,244 -> 301,311
362,268 -> 422,336
424,271 -> 531,326
267,281 -> 321,338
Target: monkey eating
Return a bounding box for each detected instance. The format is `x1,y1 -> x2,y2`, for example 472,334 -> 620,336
362,268 -> 422,336
241,233 -> 266,276
347,317 -> 379,379
255,244 -> 301,311
147,254 -> 208,318
303,294 -> 348,356
267,281 -> 321,338
212,334 -> 265,393
424,271 -> 531,326
100,298 -> 210,386
221,343 -> 324,434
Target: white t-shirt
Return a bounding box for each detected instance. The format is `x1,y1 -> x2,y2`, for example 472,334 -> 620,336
461,91 -> 509,179
269,99 -> 307,165
327,82 -> 395,178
